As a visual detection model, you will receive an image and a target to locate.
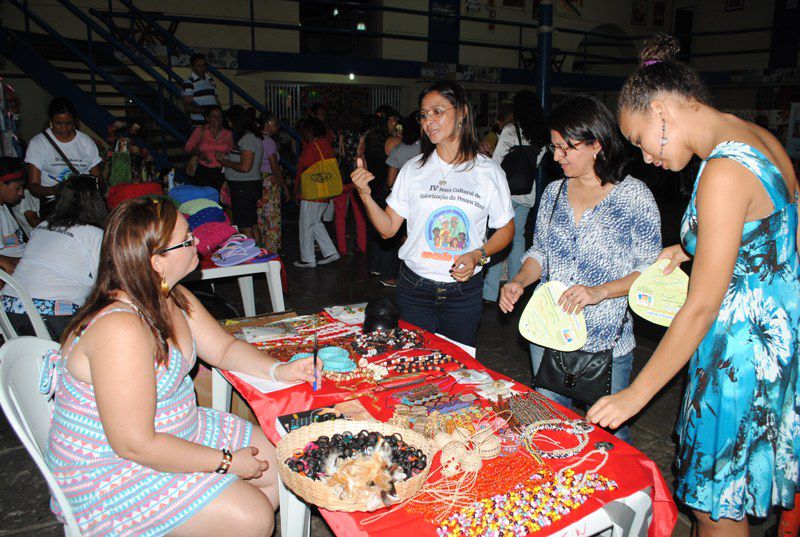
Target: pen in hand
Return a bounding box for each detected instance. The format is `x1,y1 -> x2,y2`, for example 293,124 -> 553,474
312,333 -> 319,391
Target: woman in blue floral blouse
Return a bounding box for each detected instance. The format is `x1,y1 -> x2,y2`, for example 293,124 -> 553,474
499,95 -> 661,442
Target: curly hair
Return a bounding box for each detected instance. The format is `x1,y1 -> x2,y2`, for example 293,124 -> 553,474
618,34 -> 711,115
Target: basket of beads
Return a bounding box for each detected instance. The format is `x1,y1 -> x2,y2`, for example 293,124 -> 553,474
277,420 -> 435,512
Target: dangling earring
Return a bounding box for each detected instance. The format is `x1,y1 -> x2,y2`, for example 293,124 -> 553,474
160,276 -> 170,298
658,118 -> 668,160
593,153 -> 597,160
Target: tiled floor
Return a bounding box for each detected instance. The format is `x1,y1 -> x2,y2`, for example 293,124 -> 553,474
0,212 -> 778,536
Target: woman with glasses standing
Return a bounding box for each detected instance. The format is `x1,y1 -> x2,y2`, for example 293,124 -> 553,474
498,95 -> 661,442
352,81 -> 515,346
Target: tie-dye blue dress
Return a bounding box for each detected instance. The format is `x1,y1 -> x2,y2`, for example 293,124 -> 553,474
676,141 -> 800,520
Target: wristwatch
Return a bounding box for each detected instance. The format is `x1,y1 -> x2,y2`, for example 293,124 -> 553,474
476,247 -> 490,266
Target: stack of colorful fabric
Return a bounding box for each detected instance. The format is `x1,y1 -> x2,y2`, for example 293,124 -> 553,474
107,182 -> 164,210
169,185 -> 236,257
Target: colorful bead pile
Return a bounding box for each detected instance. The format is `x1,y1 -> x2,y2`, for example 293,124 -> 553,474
290,346 -> 356,372
437,470 -> 617,536
406,454 -> 550,524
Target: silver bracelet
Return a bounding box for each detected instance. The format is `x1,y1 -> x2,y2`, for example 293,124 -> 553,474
268,361 -> 283,383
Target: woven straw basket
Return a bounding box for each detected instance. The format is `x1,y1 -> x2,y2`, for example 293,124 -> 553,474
276,420 -> 436,512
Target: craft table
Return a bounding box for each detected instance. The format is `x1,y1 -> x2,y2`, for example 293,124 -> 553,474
221,317 -> 677,537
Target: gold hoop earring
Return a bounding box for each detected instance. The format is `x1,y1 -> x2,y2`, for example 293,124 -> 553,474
160,276 -> 170,298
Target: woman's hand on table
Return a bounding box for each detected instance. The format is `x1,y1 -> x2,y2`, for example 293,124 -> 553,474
499,281 -> 524,313
657,244 -> 691,275
558,284 -> 607,314
586,387 -> 647,430
271,357 -> 322,384
229,446 -> 269,479
450,251 -> 480,282
351,158 -> 374,196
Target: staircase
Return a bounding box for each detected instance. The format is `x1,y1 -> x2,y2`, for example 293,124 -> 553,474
2,0 -> 195,172
1,0 -> 300,176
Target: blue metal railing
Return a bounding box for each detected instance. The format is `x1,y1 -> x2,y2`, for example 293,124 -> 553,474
6,0 -> 189,168
108,0 -> 300,171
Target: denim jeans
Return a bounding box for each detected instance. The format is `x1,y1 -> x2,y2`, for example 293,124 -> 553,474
530,343 -> 633,443
483,200 -> 531,302
396,264 -> 483,347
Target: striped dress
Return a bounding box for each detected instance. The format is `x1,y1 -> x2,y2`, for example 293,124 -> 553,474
39,307 -> 252,536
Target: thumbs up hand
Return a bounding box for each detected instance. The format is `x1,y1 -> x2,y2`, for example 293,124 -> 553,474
351,158 -> 374,196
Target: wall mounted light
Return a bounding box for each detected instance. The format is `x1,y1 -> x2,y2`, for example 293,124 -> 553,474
348,73 -> 355,80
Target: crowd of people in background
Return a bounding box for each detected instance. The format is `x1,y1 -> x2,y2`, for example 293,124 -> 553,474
0,34 -> 798,536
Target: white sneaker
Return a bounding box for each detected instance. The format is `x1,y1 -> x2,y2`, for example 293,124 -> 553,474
293,260 -> 317,268
318,252 -> 341,265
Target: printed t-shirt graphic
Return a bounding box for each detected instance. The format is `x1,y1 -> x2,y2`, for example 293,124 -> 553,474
387,152 -> 514,282
426,207 -> 470,253
24,129 -> 102,189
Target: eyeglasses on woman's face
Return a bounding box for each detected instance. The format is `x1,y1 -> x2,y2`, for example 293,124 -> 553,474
416,106 -> 455,123
159,231 -> 195,254
546,140 -> 590,157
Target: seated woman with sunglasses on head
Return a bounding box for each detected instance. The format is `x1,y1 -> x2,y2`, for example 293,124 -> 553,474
40,197 -> 320,537
2,174 -> 106,340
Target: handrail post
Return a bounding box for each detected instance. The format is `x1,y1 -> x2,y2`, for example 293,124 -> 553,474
87,27 -> 96,99
249,0 -> 255,51
23,0 -> 30,33
582,32 -> 588,74
536,0 -> 553,113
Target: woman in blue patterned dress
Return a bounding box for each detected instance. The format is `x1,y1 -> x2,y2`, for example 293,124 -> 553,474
587,35 -> 800,536
499,95 -> 662,443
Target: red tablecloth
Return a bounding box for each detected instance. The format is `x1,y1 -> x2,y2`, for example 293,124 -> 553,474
223,321 -> 677,537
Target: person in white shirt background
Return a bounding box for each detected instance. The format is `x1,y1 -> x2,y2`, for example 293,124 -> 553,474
352,81 -> 515,346
0,157 -> 27,273
24,97 -> 102,217
182,53 -> 219,128
2,173 -> 106,339
483,90 -> 550,303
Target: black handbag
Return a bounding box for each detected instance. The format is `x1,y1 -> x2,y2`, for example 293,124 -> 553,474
532,178 -> 626,405
500,123 -> 540,195
534,319 -> 626,405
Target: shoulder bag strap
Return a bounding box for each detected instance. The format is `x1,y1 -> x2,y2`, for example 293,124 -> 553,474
543,179 -> 567,281
514,123 -> 523,146
41,130 -> 79,175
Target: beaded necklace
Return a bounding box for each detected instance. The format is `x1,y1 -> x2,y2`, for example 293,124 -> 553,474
520,419 -> 590,459
352,328 -> 424,357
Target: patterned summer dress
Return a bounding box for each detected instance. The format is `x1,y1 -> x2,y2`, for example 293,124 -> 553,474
676,141 -> 800,520
39,306 -> 252,536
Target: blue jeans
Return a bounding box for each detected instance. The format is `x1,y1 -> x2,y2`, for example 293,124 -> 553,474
396,264 -> 483,347
530,343 -> 633,443
483,200 -> 531,302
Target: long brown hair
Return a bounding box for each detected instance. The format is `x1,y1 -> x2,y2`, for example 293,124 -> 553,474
61,197 -> 191,366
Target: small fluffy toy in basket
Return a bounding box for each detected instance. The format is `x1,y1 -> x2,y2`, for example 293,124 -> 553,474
277,420 -> 435,512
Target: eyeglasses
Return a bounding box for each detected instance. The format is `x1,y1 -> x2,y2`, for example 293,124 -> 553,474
547,140 -> 590,156
416,107 -> 455,123
159,231 -> 195,254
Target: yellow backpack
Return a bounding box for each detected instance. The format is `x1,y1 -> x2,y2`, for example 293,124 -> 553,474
300,142 -> 343,200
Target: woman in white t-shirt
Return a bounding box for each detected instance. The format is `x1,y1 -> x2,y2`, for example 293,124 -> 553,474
352,81 -> 515,346
24,97 -> 103,218
2,174 -> 107,339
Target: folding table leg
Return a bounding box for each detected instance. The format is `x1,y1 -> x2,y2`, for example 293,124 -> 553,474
211,368 -> 232,413
237,275 -> 256,317
279,475 -> 311,537
265,261 -> 285,312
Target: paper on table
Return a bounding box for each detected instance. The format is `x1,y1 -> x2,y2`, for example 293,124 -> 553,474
228,370 -> 301,394
518,281 -> 587,351
241,326 -> 292,343
324,303 -> 367,325
629,259 -> 689,327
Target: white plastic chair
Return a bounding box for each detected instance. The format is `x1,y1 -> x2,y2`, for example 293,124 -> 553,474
0,336 -> 81,536
0,269 -> 51,341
